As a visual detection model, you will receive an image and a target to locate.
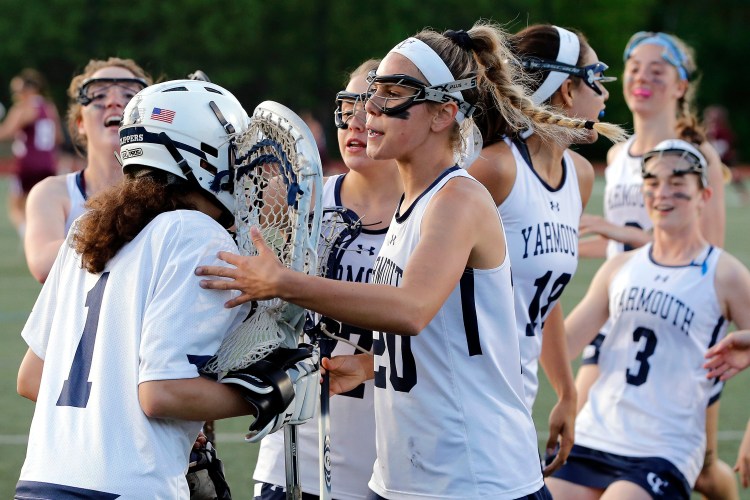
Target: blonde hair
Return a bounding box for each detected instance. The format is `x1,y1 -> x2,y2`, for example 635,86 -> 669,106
414,21 -> 625,149
66,57 -> 153,151
668,35 -> 705,144
346,58 -> 380,84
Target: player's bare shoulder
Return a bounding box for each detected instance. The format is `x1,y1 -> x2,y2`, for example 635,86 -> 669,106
606,140 -> 627,165
27,173 -> 71,211
467,140 -> 516,206
715,251 -> 750,319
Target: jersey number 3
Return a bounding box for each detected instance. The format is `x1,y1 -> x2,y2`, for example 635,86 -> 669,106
57,273 -> 109,408
626,326 -> 657,386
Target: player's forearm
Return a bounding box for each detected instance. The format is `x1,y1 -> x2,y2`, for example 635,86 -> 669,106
17,348 -> 43,402
278,271 -> 433,335
139,377 -> 254,421
24,240 -> 66,283
578,236 -> 607,259
565,309 -> 606,361
540,308 -> 576,400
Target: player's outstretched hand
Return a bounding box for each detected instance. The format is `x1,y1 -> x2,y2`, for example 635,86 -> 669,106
196,226 -> 286,308
321,354 -> 373,396
704,331 -> 750,381
542,396 -> 576,476
221,344 -> 320,442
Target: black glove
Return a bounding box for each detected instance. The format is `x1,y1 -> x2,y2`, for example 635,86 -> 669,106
187,440 -> 232,500
221,344 -> 319,442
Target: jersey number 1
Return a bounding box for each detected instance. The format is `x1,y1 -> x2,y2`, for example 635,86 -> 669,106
57,273 -> 109,408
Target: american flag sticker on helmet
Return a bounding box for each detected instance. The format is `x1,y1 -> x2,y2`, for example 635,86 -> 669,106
151,107 -> 176,124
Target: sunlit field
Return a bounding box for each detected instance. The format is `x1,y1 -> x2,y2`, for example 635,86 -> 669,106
1,175 -> 748,499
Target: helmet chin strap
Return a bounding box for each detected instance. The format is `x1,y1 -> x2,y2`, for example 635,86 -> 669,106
157,131 -> 235,228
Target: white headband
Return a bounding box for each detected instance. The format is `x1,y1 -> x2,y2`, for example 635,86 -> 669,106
387,37 -> 469,123
531,26 -> 580,105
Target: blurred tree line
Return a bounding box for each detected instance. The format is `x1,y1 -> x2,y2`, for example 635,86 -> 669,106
0,0 -> 746,163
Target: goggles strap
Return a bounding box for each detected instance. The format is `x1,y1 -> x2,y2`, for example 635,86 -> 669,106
388,37 -> 475,123
530,26 -> 580,105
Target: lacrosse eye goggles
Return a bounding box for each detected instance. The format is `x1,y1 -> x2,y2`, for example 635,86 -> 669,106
334,91 -> 369,129
76,77 -> 149,106
521,58 -> 616,96
641,146 -> 708,187
365,70 -> 477,119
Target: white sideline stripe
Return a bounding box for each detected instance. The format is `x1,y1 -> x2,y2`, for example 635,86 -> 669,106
0,430 -> 746,445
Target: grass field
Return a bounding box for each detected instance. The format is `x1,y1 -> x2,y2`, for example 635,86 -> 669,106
0,175 -> 748,499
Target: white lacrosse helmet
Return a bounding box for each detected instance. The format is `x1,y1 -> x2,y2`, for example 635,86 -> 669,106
641,138 -> 708,187
119,79 -> 249,222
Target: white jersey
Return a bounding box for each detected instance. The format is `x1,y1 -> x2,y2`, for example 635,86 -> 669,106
368,166 -> 543,500
18,210 -> 247,499
500,138 -> 582,409
575,244 -> 728,486
603,136 -> 651,258
64,170 -> 87,235
254,174 -> 383,499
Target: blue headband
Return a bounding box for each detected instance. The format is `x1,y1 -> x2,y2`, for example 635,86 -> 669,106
624,32 -> 689,81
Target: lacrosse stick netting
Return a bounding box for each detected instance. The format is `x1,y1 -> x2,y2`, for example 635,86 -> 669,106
304,207 -> 364,500
202,101 -> 323,374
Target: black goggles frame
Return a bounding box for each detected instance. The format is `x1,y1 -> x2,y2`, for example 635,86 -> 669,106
365,70 -> 477,119
641,148 -> 707,186
521,57 -> 616,96
77,77 -> 149,106
334,91 -> 369,130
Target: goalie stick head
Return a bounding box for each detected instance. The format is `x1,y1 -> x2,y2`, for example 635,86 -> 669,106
119,79 -> 249,226
201,101 -> 325,374
304,207 -> 363,348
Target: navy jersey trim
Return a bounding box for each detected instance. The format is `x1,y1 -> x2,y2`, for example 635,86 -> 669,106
511,137 -> 567,193
331,174 -> 386,236
647,245 -> 715,272
460,269 -> 482,356
707,316 -> 726,349
625,137 -> 643,161
395,165 -> 460,223
75,169 -> 88,200
708,388 -> 722,406
16,480 -> 120,499
333,173 -> 346,206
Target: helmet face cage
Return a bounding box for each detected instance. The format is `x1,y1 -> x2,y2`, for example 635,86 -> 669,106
334,91 -> 369,129
521,57 -> 616,96
77,77 -> 149,106
641,146 -> 708,187
365,70 -> 477,119
118,80 -> 249,220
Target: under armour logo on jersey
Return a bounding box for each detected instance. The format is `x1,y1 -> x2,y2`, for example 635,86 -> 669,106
550,201 -> 560,211
388,234 -> 397,245
647,472 -> 669,495
355,244 -> 376,256
654,274 -> 669,282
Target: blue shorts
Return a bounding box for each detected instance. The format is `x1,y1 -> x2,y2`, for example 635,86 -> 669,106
254,482 -> 320,500
365,484 -> 552,500
552,444 -> 690,499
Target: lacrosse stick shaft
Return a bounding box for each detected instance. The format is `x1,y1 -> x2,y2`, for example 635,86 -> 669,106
284,425 -> 302,500
318,339 -> 333,500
